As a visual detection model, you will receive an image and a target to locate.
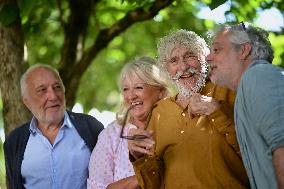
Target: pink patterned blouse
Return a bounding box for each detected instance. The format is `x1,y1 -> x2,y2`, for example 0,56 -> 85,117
87,121 -> 135,189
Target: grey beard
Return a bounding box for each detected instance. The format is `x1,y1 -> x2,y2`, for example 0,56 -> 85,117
174,73 -> 206,97
167,61 -> 209,97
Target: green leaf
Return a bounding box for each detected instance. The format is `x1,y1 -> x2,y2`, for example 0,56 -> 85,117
0,4 -> 19,26
208,0 -> 227,10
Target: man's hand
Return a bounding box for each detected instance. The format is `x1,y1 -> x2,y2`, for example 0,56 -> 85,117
188,93 -> 220,116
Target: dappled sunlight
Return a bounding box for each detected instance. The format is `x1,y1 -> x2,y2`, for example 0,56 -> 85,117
72,103 -> 116,128
88,108 -> 116,128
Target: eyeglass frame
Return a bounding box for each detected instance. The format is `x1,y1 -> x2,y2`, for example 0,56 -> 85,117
119,105 -> 155,140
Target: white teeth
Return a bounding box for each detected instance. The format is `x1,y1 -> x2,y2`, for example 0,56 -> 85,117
131,101 -> 142,106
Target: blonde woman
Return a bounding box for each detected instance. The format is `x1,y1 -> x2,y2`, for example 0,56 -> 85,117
87,57 -> 169,189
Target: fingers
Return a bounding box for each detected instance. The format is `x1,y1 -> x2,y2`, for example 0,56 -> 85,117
129,140 -> 155,156
128,129 -> 155,158
188,93 -> 220,116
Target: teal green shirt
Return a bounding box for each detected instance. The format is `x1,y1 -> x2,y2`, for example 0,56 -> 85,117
235,60 -> 284,189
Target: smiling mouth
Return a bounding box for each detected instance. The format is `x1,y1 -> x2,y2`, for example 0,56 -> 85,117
130,101 -> 143,108
180,73 -> 195,78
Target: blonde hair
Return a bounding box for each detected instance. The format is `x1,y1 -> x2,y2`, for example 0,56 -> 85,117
116,56 -> 170,124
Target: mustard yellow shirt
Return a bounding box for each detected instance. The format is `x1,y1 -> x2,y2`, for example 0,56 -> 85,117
132,82 -> 250,189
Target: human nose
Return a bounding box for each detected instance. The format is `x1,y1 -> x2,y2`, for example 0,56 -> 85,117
46,88 -> 57,100
206,53 -> 213,62
178,59 -> 188,71
127,88 -> 138,100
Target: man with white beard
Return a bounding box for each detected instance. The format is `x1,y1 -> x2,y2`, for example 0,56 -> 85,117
127,30 -> 250,189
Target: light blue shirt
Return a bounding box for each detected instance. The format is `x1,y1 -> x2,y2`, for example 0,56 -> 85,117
21,111 -> 91,189
235,60 -> 284,189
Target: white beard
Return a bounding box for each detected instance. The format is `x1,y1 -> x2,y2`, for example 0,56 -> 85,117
174,73 -> 206,97
169,61 -> 209,97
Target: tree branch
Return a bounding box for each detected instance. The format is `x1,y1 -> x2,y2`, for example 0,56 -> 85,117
59,0 -> 101,75
61,0 -> 174,108
55,0 -> 65,27
75,0 -> 174,76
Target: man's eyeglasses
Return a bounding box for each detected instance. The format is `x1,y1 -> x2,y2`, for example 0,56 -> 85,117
120,105 -> 154,140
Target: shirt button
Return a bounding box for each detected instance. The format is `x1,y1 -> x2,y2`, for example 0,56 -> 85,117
145,159 -> 147,162
182,112 -> 186,116
152,171 -> 155,175
211,119 -> 215,122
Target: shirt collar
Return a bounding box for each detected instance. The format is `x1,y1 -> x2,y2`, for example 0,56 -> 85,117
248,59 -> 269,69
29,111 -> 73,135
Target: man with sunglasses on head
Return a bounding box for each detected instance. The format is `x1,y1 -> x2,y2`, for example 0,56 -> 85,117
128,29 -> 250,189
207,23 -> 284,189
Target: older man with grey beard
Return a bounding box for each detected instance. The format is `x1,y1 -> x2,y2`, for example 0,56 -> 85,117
126,29 -> 250,189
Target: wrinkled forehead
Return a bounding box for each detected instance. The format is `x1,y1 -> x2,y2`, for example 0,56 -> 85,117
27,68 -> 61,87
168,43 -> 207,62
212,30 -> 232,45
167,43 -> 194,57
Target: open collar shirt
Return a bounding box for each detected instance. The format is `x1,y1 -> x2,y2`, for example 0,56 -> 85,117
21,111 -> 91,189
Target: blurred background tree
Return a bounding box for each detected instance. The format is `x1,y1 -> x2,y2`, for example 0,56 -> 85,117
0,0 -> 283,187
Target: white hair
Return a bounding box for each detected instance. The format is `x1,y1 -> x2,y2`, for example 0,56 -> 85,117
20,64 -> 65,97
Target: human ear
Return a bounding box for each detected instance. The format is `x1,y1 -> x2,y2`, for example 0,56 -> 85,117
22,96 -> 31,109
240,43 -> 252,60
159,88 -> 167,99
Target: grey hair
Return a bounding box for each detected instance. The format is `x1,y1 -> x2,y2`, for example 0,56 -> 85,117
211,24 -> 274,62
157,29 -> 210,70
20,64 -> 65,97
116,56 -> 170,124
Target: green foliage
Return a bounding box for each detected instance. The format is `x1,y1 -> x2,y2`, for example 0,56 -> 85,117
120,0 -> 155,7
0,4 -> 19,26
203,0 -> 228,10
270,33 -> 284,67
3,0 -> 283,113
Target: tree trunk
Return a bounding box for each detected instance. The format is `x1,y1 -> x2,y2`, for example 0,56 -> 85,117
0,0 -> 31,137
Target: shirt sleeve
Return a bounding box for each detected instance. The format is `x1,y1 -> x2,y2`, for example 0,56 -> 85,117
87,124 -> 116,189
245,65 -> 284,155
131,107 -> 165,189
131,155 -> 164,189
208,92 -> 240,155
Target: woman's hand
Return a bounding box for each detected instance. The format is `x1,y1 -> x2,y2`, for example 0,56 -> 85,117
106,175 -> 141,189
128,128 -> 155,159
